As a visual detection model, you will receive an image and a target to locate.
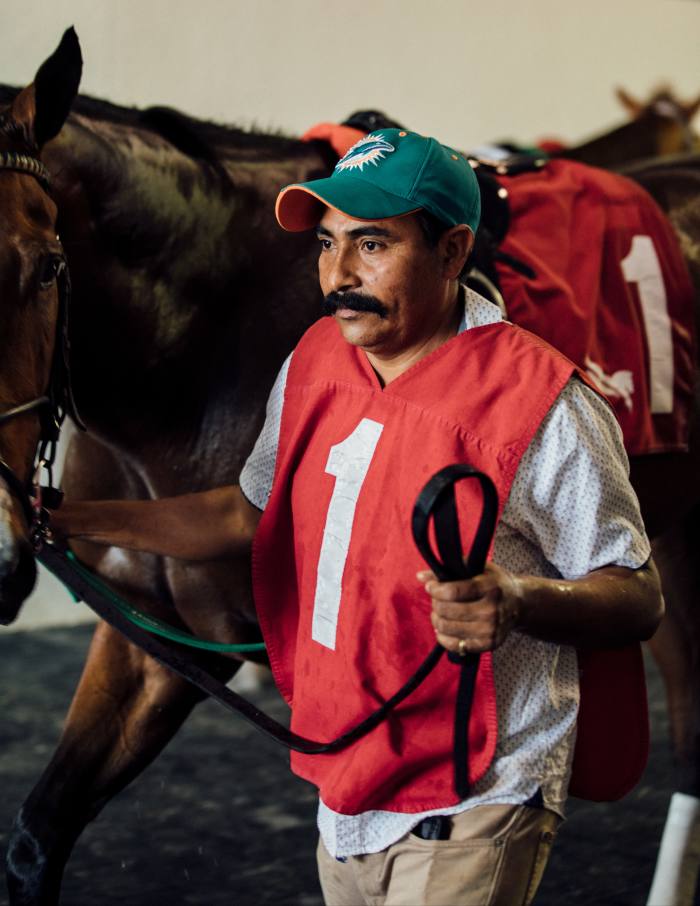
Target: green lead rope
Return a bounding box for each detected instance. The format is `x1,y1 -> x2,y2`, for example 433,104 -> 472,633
61,550 -> 267,653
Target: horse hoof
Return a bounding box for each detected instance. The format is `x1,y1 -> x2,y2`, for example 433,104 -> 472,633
5,810 -> 57,906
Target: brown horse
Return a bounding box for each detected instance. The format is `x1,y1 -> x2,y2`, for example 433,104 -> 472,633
3,30 -> 700,906
617,84 -> 700,151
0,30 -> 329,905
549,85 -> 700,169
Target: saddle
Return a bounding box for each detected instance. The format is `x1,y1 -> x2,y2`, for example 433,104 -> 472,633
471,150 -> 695,455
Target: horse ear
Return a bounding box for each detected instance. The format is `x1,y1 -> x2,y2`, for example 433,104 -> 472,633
616,87 -> 642,118
682,93 -> 700,124
32,27 -> 82,148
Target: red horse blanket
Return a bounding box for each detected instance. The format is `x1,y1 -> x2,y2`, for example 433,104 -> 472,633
494,159 -> 695,454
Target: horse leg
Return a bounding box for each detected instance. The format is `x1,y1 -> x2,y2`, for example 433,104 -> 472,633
646,516 -> 700,905
5,618 -> 237,906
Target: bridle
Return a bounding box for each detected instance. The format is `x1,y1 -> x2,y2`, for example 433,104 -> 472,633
0,149 -> 83,539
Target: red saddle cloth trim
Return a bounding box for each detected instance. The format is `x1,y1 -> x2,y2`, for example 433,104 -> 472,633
494,159 -> 695,455
570,644 -> 649,801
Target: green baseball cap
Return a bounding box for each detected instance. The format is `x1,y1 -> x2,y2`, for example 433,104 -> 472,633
275,128 -> 481,234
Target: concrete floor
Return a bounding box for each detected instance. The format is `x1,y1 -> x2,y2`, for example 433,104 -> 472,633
0,624 -> 676,905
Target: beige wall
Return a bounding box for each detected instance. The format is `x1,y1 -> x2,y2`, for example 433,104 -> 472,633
3,0 -> 699,629
2,0 -> 699,151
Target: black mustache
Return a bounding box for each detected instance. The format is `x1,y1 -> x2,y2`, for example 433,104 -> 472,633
321,291 -> 388,319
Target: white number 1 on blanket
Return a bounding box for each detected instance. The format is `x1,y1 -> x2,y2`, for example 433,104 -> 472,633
312,418 -> 384,650
621,235 -> 674,414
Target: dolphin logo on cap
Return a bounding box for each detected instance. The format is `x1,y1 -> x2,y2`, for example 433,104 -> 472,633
335,134 -> 395,173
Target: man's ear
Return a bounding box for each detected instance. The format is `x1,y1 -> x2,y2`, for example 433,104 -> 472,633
440,225 -> 474,280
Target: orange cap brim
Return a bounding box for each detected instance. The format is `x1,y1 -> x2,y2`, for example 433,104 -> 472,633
275,186 -> 330,232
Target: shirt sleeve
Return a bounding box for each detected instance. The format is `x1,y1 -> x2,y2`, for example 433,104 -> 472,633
238,354 -> 291,511
500,377 -> 651,579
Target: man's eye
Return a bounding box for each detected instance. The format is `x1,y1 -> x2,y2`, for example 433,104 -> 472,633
319,238 -> 332,251
362,240 -> 379,252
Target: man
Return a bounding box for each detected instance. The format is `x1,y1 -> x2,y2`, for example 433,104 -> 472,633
55,129 -> 663,906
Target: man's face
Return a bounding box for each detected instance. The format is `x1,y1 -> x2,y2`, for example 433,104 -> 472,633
316,209 -> 453,359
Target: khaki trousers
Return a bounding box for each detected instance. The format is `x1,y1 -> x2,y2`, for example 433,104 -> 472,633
317,804 -> 561,906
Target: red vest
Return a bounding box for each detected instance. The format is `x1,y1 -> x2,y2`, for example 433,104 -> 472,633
252,316 -> 574,814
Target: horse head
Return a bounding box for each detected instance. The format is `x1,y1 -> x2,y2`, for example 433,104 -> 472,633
0,28 -> 81,622
616,84 -> 700,155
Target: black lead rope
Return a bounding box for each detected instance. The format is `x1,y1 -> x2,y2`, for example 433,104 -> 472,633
37,464 -> 497,783
412,465 -> 499,798
38,542 -> 443,754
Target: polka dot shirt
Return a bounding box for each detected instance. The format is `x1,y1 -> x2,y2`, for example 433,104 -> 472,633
240,288 -> 651,858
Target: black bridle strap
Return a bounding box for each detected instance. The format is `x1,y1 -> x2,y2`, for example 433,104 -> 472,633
0,396 -> 51,426
37,464 -> 497,760
49,261 -> 85,433
0,151 -> 51,191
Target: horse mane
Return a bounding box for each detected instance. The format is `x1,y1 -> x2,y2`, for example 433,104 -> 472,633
0,83 -> 403,177
0,84 -> 328,167
73,94 -> 315,163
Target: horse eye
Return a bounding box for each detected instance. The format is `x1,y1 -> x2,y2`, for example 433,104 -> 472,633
38,254 -> 64,291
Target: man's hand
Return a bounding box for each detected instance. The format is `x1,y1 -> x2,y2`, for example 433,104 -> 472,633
419,562 -> 523,654
419,558 -> 664,651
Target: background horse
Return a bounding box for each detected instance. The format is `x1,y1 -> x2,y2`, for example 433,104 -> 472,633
616,84 -> 700,152
3,29 -> 700,906
542,84 -> 700,168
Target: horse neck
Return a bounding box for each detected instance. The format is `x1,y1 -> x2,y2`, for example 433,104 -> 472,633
42,113 -> 329,449
562,113 -> 673,168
